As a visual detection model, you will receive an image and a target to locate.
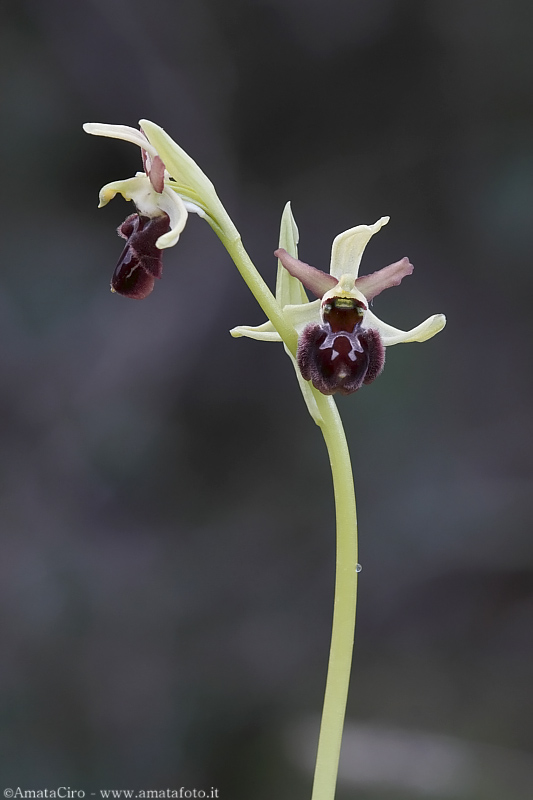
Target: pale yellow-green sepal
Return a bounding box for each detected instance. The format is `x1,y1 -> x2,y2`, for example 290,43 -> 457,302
364,310 -> 446,345
283,299 -> 321,334
98,175 -> 149,208
275,202 -> 308,306
276,203 -> 323,424
83,123 -> 159,159
230,321 -> 282,342
330,216 -> 389,280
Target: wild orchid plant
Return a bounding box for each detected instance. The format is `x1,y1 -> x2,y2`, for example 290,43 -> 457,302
84,120 -> 446,800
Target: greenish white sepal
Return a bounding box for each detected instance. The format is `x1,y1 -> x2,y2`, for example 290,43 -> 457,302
276,203 -> 307,307
230,322 -> 282,342
364,310 -> 447,345
330,216 -> 389,280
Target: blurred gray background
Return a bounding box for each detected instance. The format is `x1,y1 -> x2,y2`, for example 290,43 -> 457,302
1,0 -> 533,797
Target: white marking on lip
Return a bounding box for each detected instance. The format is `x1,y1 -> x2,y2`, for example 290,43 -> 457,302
125,264 -> 139,280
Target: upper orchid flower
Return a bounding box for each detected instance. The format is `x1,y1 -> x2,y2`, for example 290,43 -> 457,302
83,121 -> 228,299
231,210 -> 445,397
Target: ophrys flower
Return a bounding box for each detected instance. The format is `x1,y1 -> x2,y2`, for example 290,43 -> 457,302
83,121 -> 226,298
232,210 -> 445,396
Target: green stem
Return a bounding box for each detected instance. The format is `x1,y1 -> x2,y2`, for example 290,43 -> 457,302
215,222 -> 358,800
216,229 -> 299,355
311,390 -> 358,800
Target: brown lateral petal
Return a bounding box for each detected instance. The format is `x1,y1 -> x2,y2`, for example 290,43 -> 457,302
141,145 -> 166,193
147,155 -> 166,193
274,248 -> 337,298
354,257 -> 413,301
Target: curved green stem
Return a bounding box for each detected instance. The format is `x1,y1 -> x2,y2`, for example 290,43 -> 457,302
217,229 -> 299,355
215,221 -> 358,800
311,390 -> 358,800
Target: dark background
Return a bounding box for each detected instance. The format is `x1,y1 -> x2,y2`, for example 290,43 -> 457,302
1,0 -> 533,797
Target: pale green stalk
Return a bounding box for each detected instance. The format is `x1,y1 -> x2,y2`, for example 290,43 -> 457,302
216,227 -> 299,355
310,389 -> 358,800
214,218 -> 358,800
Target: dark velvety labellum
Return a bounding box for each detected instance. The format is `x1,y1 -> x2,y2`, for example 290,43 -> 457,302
298,321 -> 385,395
112,213 -> 171,299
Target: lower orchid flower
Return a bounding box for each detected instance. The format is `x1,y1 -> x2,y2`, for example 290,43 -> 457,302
231,210 -> 445,396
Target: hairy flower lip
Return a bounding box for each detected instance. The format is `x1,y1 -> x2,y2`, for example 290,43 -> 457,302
298,321 -> 385,396
111,213 -> 171,299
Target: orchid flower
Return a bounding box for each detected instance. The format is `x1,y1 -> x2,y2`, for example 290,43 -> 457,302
231,210 -> 445,396
83,121 -> 229,299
